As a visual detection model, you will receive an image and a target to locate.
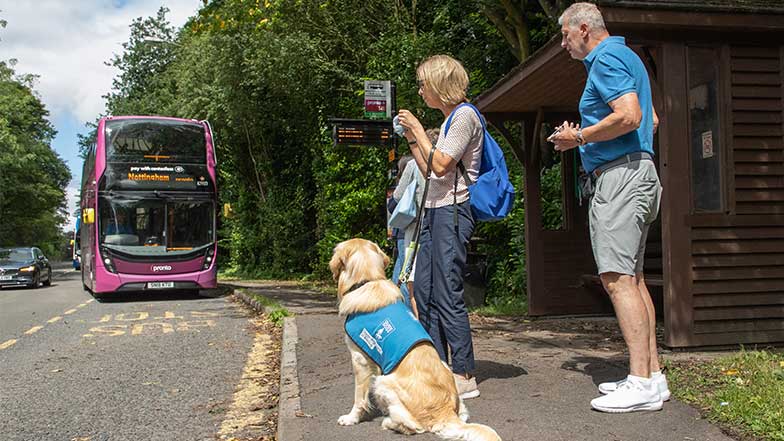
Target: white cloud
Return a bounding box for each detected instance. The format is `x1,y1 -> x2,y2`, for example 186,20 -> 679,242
1,0 -> 200,124
63,185 -> 81,231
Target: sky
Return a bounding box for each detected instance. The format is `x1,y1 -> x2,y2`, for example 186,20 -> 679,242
0,0 -> 201,230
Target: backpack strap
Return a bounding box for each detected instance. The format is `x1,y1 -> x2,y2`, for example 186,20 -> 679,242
444,102 -> 485,188
444,102 -> 485,228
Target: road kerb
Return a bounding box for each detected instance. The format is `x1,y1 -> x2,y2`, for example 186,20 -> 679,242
231,286 -> 303,441
277,316 -> 303,441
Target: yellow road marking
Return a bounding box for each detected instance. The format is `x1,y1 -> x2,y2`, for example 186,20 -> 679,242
86,325 -> 126,337
131,322 -> 174,335
86,299 -> 95,304
218,320 -> 274,437
6,302 -> 92,347
24,326 -> 44,335
177,320 -> 216,331
99,314 -> 112,323
115,312 -> 149,321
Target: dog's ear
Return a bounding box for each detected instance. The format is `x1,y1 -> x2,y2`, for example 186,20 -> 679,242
372,242 -> 390,268
329,241 -> 347,281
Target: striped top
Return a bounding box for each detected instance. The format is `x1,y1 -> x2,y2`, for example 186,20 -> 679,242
426,106 -> 483,208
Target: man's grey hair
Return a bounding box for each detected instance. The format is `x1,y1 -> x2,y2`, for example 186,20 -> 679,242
558,2 -> 607,32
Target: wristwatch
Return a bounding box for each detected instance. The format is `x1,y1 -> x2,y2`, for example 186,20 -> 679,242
575,128 -> 586,145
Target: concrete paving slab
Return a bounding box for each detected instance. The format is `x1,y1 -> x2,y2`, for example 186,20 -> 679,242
240,284 -> 735,441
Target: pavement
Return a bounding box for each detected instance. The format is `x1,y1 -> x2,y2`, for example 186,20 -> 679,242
51,260 -> 77,276
230,281 -> 734,441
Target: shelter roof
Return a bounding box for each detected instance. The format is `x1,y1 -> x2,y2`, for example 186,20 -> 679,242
597,0 -> 784,14
474,0 -> 784,116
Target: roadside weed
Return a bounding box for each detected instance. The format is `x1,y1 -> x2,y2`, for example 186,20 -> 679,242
666,349 -> 784,441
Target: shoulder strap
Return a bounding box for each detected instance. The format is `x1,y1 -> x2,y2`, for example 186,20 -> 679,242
446,103 -> 484,186
443,102 -> 480,136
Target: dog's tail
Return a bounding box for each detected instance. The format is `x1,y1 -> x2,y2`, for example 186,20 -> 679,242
434,416 -> 502,441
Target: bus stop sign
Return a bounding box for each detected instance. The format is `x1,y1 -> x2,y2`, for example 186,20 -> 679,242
364,80 -> 393,119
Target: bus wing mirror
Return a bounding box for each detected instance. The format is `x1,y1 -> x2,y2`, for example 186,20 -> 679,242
83,208 -> 95,224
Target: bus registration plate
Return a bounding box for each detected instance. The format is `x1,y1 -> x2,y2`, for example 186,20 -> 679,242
147,281 -> 174,289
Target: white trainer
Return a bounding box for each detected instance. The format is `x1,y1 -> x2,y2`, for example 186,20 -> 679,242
591,375 -> 663,413
454,374 -> 480,399
598,372 -> 671,401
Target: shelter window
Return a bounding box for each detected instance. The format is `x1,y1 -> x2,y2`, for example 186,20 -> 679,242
687,46 -> 724,212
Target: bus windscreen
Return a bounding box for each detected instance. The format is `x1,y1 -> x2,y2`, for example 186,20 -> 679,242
99,197 -> 214,256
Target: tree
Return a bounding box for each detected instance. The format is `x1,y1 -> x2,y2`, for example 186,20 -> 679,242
478,0 -> 566,61
104,7 -> 178,117
0,61 -> 71,256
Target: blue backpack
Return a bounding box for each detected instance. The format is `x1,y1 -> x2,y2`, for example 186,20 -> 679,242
444,103 -> 515,221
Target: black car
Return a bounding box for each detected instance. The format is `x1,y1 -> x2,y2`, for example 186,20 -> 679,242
0,247 -> 52,289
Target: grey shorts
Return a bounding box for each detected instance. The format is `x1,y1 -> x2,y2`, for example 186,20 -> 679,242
589,159 -> 661,276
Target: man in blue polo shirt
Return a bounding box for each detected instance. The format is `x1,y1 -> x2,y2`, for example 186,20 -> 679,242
550,2 -> 669,413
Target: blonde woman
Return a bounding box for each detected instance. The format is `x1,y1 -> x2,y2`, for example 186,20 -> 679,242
396,55 -> 483,399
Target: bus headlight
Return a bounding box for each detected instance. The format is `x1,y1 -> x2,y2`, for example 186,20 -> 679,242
100,248 -> 116,274
203,247 -> 214,269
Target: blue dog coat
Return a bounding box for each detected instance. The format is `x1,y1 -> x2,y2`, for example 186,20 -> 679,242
344,302 -> 433,375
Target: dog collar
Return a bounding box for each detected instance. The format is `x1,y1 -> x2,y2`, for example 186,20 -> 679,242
345,280 -> 370,295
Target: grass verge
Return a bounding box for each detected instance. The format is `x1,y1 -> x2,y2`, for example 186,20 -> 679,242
471,296 -> 528,316
665,349 -> 784,441
239,288 -> 291,326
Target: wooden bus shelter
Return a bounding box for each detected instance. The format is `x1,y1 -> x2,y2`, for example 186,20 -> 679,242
473,0 -> 784,347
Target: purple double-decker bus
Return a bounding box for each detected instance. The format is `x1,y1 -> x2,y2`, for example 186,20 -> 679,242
79,116 -> 218,298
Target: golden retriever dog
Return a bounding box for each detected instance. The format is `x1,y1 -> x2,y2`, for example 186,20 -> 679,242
329,238 -> 501,441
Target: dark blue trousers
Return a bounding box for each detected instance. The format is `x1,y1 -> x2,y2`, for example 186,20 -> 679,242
413,201 -> 475,374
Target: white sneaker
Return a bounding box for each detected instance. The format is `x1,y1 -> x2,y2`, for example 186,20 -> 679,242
598,372 -> 671,401
454,374 -> 480,399
591,375 -> 663,413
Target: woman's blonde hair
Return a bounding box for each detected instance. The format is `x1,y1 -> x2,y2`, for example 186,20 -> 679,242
416,55 -> 469,106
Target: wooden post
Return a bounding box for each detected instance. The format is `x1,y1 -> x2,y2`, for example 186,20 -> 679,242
660,43 -> 695,347
525,108 -> 546,315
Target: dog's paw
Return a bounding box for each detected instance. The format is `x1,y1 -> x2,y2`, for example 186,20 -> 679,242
338,413 -> 360,426
458,398 -> 470,422
381,417 -> 394,430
